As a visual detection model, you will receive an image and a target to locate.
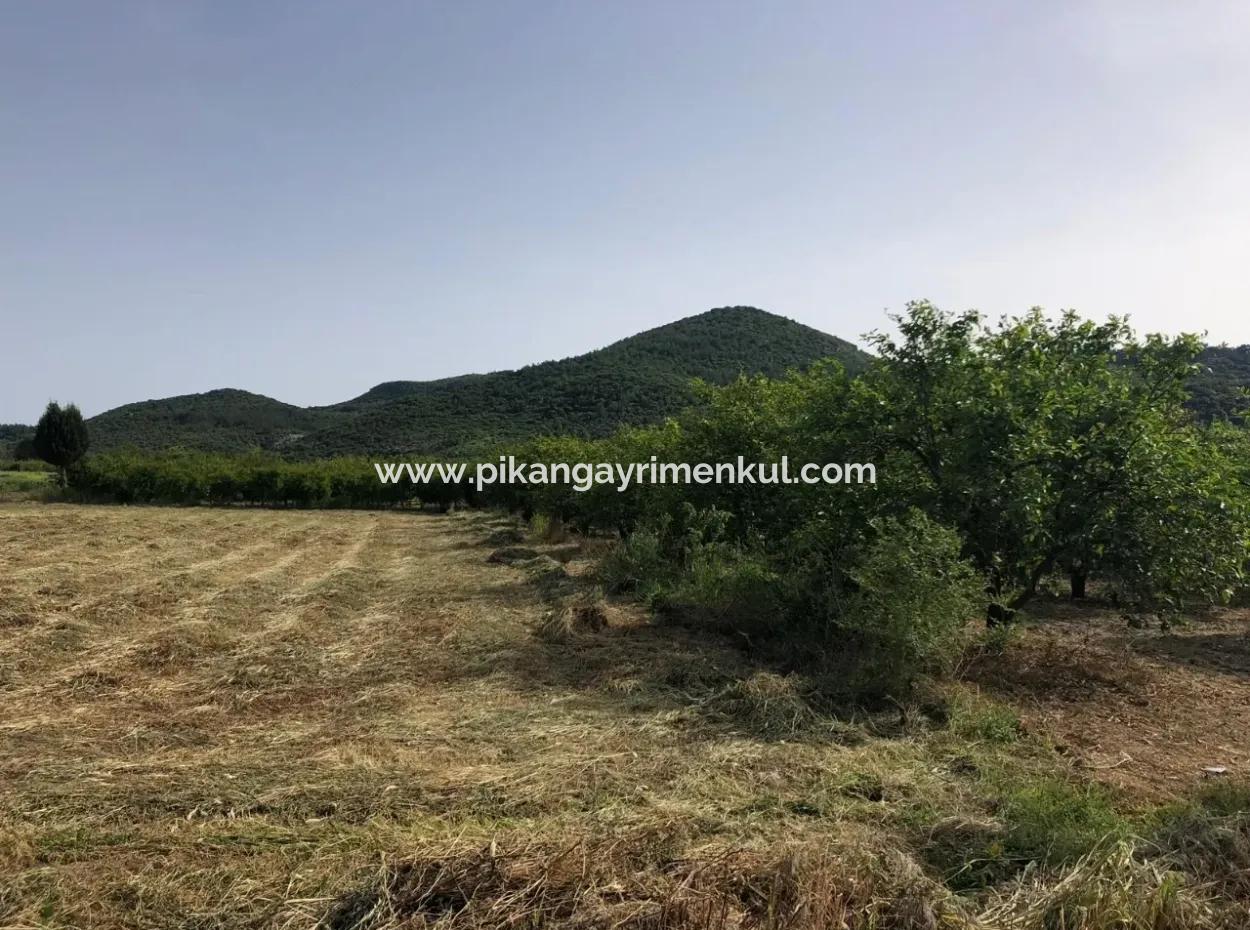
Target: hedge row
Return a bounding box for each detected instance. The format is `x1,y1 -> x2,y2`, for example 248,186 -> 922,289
68,450 -> 474,509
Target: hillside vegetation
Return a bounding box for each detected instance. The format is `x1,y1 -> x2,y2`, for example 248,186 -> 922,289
1190,344 -> 1250,422
85,388 -> 349,455
0,424 -> 34,459
84,307 -> 869,457
40,312 -> 1250,461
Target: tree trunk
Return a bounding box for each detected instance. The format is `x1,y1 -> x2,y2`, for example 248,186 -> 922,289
1070,569 -> 1087,600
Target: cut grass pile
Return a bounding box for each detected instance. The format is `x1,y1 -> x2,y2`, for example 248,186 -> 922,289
0,503 -> 1247,928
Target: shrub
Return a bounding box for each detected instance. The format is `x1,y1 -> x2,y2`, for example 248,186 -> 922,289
12,437 -> 38,461
66,451 -> 440,509
837,510 -> 985,695
2,456 -> 53,473
662,542 -> 784,638
598,524 -> 668,597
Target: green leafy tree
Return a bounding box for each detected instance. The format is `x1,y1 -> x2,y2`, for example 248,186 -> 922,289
33,402 -> 90,482
856,302 -> 1246,618
1099,422 -> 1249,614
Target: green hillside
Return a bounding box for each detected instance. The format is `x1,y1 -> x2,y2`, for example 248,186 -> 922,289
291,306 -> 868,456
64,317 -> 1250,459
1188,345 -> 1250,423
0,424 -> 34,459
87,389 -> 344,455
87,307 -> 870,457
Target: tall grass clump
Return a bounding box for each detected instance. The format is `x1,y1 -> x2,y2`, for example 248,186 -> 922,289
982,841 -> 1223,930
1000,778 -> 1130,867
1148,781 -> 1250,901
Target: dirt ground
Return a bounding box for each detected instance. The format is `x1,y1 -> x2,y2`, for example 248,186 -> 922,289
2,502 -> 1247,927
966,599 -> 1250,801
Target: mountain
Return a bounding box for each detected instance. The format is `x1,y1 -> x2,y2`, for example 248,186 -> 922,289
87,307 -> 871,457
0,424 -> 34,459
86,388 -> 344,455
60,313 -> 1250,459
1188,345 -> 1250,423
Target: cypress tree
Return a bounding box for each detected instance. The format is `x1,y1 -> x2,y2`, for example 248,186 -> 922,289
33,401 -> 90,483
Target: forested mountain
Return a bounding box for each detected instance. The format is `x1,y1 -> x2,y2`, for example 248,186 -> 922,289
87,389 -> 345,455
86,307 -> 870,457
1189,345 -> 1250,423
0,424 -> 34,459
37,315 -> 1250,460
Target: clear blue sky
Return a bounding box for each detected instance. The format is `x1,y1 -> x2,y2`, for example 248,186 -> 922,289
4,1 -> 1249,421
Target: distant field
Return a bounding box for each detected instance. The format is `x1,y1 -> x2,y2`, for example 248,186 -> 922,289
1,504 -> 1248,928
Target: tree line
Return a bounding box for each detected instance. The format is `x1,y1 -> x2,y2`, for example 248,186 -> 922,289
67,450 -> 471,510
25,303 -> 1250,695
478,304 -> 1250,692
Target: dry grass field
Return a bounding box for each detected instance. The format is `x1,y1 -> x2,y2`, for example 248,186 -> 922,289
2,503 -> 1249,929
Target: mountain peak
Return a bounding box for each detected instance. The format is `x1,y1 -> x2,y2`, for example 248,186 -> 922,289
87,308 -> 870,456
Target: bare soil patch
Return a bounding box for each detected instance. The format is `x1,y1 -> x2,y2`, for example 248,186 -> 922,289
965,599 -> 1250,800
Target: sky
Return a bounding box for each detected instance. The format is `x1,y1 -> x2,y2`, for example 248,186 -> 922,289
3,1 -> 1250,422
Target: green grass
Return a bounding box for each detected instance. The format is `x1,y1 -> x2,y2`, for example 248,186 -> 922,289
947,691 -> 1025,744
1000,778 -> 1130,864
0,470 -> 52,493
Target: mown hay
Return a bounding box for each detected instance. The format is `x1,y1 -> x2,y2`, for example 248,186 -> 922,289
484,527 -> 525,547
982,841 -> 1230,930
703,672 -> 858,743
321,835 -> 962,930
535,598 -> 610,643
521,556 -> 580,599
487,546 -> 541,564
